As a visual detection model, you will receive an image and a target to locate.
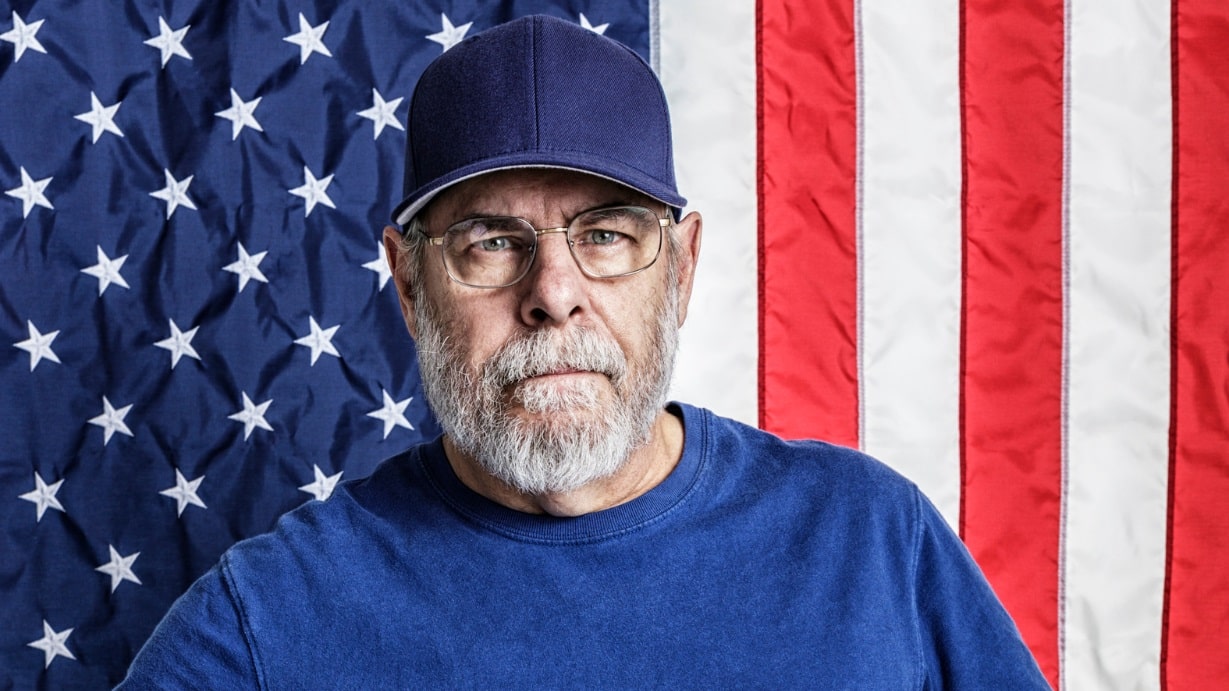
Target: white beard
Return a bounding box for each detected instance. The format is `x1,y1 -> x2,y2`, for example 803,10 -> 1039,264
412,282 -> 679,495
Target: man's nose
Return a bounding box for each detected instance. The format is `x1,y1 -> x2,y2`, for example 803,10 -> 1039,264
518,229 -> 590,326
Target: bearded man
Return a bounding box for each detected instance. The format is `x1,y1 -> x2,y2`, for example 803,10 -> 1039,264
122,15 -> 1048,688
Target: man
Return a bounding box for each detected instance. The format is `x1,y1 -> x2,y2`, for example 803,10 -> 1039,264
122,15 -> 1048,688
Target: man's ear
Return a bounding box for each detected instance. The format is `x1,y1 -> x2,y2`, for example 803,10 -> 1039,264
671,211 -> 703,326
382,225 -> 419,340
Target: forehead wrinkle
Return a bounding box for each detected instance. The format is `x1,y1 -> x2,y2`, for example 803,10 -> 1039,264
426,170 -> 654,229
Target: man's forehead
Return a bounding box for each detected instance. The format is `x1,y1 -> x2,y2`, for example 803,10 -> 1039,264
424,169 -> 652,223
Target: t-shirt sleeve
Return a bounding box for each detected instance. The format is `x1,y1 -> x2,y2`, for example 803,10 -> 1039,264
116,557 -> 261,689
911,491 -> 1053,689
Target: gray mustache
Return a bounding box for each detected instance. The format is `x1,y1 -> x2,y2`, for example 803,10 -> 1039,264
481,328 -> 628,390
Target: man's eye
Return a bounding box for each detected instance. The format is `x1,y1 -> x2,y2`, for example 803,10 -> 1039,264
579,229 -> 625,246
476,235 -> 515,251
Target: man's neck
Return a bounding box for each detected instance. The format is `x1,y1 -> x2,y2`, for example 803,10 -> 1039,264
441,409 -> 685,517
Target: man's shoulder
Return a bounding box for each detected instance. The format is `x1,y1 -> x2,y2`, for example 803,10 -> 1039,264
677,402 -> 922,515
217,443 -> 436,578
680,403 -> 916,487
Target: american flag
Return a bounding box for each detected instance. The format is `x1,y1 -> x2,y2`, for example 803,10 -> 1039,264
4,0 -> 1228,689
0,1 -> 650,686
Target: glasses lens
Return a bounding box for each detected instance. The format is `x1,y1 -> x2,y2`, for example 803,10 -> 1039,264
442,217 -> 535,288
568,206 -> 663,277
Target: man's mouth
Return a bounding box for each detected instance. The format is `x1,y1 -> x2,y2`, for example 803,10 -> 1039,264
511,361 -> 615,380
528,368 -> 591,379
512,369 -> 610,392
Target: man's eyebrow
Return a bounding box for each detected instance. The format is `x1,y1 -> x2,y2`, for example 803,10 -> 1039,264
581,199 -> 657,213
579,205 -> 640,219
438,208 -> 524,225
453,211 -> 501,221
450,200 -> 645,223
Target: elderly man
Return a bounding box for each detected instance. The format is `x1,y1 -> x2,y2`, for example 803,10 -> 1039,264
122,15 -> 1048,688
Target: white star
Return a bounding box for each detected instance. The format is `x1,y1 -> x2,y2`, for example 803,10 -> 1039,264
94,545 -> 142,593
1,12 -> 47,62
80,245 -> 130,296
27,620 -> 75,669
222,242 -> 269,293
18,473 -> 65,522
6,166 -> 53,218
144,17 -> 192,67
362,242 -> 392,291
228,392 -> 273,440
159,468 -> 206,516
283,13 -> 332,64
298,465 -> 343,501
214,88 -> 263,140
579,13 -> 609,35
14,320 -> 61,371
74,92 -> 124,143
366,389 -> 413,439
356,89 -> 404,140
426,14 -> 472,52
294,316 -> 340,365
288,167 -> 335,217
153,319 -> 201,369
89,396 -> 133,446
149,168 -> 197,219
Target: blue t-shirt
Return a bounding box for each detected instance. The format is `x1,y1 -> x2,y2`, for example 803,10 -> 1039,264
120,404 -> 1049,689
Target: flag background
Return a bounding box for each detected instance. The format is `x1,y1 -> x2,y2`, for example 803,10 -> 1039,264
2,1 -> 1226,688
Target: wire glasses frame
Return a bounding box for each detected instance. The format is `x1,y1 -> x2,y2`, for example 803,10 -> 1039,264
416,205 -> 672,289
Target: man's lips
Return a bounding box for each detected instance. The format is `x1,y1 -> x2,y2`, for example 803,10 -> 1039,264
533,368 -> 586,377
522,368 -> 600,382
503,368 -> 612,388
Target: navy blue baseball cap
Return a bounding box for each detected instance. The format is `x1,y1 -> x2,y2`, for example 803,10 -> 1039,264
391,14 -> 686,226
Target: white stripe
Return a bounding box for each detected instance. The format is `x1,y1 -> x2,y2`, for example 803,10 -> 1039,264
1063,2 -> 1172,688
857,0 -> 963,527
648,0 -> 660,74
1059,0 -> 1074,683
659,0 -> 759,425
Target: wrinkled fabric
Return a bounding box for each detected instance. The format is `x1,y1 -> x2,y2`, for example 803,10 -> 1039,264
121,404 -> 1047,689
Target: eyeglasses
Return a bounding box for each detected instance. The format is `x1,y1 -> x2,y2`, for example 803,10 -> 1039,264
418,205 -> 670,289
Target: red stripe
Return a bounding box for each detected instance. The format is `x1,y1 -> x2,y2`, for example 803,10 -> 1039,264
756,0 -> 859,446
958,1 -> 1064,685
1163,3 -> 1229,687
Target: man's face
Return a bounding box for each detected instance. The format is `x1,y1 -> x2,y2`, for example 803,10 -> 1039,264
390,169 -> 700,494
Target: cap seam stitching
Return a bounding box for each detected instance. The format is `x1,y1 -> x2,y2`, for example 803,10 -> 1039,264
532,17 -> 542,151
